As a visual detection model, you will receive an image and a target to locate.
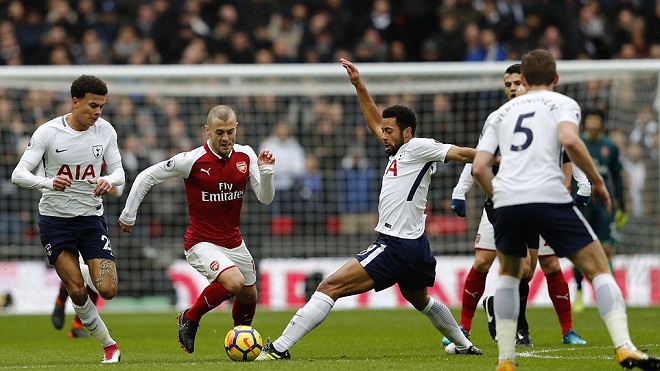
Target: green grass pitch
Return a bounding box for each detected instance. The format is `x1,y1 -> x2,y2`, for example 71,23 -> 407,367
1,307 -> 658,370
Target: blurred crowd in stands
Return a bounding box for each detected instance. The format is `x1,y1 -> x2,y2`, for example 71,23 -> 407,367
1,0 -> 660,66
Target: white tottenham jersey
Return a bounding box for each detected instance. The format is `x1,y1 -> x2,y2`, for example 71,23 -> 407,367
375,137 -> 453,239
477,90 -> 580,207
11,114 -> 124,217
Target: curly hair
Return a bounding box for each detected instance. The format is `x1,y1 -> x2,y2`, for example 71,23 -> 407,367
382,105 -> 417,135
70,75 -> 108,99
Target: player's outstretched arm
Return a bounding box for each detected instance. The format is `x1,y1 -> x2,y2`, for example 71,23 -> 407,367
445,145 -> 477,163
472,150 -> 496,199
341,58 -> 384,145
450,163 -> 474,217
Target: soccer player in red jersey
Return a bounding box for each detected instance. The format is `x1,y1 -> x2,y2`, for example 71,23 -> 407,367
119,105 -> 275,354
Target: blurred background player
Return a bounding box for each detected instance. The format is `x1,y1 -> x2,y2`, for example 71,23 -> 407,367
119,105 -> 275,354
256,58 -> 481,361
11,75 -> 124,364
572,108 -> 626,313
445,64 -> 587,347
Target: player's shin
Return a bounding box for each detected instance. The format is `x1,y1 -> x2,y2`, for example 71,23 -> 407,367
495,276 -> 520,362
592,274 -> 633,348
71,297 -> 115,347
274,291 -> 334,352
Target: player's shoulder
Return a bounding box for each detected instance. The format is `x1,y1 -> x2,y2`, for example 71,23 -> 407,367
232,143 -> 257,157
34,116 -> 66,133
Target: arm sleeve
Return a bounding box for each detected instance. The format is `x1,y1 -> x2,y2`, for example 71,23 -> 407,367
451,163 -> 474,200
572,164 -> 591,196
247,147 -> 275,204
119,155 -> 189,226
251,165 -> 275,205
11,129 -> 54,190
99,129 -> 125,187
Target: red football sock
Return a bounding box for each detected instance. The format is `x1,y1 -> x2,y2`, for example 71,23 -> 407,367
56,282 -> 68,306
232,299 -> 257,326
460,267 -> 488,331
546,270 -> 572,334
187,282 -> 233,322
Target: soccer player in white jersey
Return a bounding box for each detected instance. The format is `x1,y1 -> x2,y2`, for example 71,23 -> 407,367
118,105 -> 275,354
11,75 -> 124,364
472,49 -> 660,371
255,58 -> 482,361
444,63 -> 587,347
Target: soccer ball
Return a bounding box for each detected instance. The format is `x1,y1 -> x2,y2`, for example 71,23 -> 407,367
224,325 -> 263,362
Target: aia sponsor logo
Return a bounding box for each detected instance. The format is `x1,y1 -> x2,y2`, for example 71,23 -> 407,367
210,260 -> 220,271
236,161 -> 247,174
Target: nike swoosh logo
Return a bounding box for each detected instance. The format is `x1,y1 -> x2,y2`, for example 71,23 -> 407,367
55,148 -> 67,153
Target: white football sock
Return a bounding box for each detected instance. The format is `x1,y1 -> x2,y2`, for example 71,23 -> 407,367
495,275 -> 520,362
72,297 -> 115,347
273,291 -> 334,352
592,273 -> 634,349
421,296 -> 472,350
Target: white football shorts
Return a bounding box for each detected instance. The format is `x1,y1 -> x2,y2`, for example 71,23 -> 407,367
185,240 -> 257,285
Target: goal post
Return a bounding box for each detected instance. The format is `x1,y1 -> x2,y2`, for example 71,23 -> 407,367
1,60 -> 658,299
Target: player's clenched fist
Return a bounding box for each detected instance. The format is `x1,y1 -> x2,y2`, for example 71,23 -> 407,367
258,150 -> 275,166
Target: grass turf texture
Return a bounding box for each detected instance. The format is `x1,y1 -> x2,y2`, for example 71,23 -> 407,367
1,307 -> 658,370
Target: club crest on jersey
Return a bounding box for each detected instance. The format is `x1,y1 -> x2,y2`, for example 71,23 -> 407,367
236,161 -> 247,173
92,145 -> 103,159
210,260 -> 220,271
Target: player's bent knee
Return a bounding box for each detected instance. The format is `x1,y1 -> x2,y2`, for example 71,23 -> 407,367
99,285 -> 117,300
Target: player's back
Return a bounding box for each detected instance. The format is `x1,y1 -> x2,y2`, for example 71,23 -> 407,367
482,90 -> 578,207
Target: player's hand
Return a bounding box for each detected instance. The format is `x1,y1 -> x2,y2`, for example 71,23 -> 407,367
340,58 -> 362,86
88,178 -> 111,196
591,181 -> 611,214
52,175 -> 72,191
258,150 -> 275,166
450,199 -> 467,217
615,210 -> 628,230
118,220 -> 133,233
573,194 -> 590,209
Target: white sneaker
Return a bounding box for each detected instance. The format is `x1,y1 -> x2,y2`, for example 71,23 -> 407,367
444,343 -> 483,355
101,344 -> 121,364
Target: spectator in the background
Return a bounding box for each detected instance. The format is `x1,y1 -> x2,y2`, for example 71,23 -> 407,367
336,146 -> 378,235
465,27 -> 507,61
260,122 -> 306,215
179,37 -> 209,64
293,154 -> 326,234
267,10 -> 303,62
74,29 -> 111,65
134,3 -> 156,38
623,142 -> 646,218
629,106 -> 659,159
539,26 -> 564,60
577,0 -> 611,59
426,10 -> 465,61
227,31 -> 254,64
112,25 -> 140,64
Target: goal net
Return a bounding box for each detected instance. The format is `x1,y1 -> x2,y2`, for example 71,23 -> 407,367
1,61 -> 658,299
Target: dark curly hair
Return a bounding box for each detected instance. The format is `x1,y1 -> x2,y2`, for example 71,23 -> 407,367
70,75 -> 108,99
382,105 -> 417,135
